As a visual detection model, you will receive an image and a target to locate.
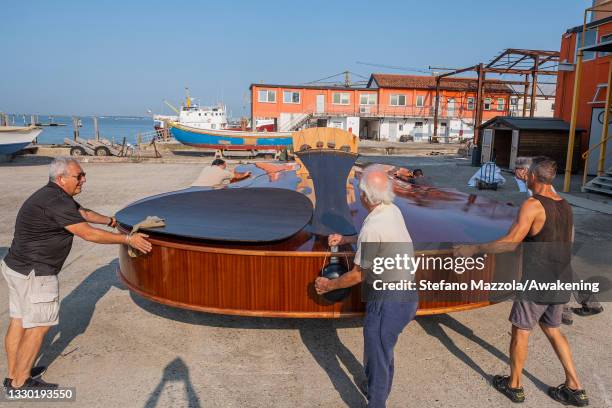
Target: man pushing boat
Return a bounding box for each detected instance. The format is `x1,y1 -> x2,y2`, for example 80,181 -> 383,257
1,157 -> 151,390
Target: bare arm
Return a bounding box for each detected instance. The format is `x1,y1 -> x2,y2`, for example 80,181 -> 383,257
230,171 -> 251,183
65,222 -> 152,253
455,198 -> 541,256
315,264 -> 363,294
79,207 -> 116,227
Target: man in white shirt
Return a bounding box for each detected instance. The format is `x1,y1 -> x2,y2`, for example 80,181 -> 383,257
515,156 -> 557,196
191,159 -> 251,187
315,168 -> 418,408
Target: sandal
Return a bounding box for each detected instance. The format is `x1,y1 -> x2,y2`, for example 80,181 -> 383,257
548,384 -> 589,406
492,375 -> 525,403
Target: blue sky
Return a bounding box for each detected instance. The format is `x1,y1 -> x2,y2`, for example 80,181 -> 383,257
0,0 -> 589,117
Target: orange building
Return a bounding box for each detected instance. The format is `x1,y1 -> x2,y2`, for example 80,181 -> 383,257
555,15 -> 612,173
250,74 -> 512,142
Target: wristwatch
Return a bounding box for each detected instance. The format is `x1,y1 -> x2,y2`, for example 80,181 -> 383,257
107,217 -> 117,228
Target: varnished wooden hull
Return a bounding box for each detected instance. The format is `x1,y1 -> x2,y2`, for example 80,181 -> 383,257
117,146 -> 520,319
118,234 -> 511,318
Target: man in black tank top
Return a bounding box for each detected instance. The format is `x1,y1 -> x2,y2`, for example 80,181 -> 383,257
517,157 -> 602,325
455,158 -> 589,406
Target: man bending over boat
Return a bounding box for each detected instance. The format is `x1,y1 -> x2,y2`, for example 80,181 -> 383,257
191,158 -> 251,187
2,157 -> 151,390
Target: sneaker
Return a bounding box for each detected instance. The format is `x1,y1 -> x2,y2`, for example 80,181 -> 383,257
573,305 -> 604,317
548,384 -> 589,407
7,377 -> 58,390
3,366 -> 47,388
492,375 -> 525,403
30,366 -> 47,379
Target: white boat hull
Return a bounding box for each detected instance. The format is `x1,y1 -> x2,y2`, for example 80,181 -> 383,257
0,126 -> 42,155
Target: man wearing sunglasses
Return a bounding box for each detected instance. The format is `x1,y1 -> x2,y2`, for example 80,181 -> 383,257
1,157 -> 151,391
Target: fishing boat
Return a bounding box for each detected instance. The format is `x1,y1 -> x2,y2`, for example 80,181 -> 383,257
0,125 -> 42,156
170,121 -> 292,151
153,88 -> 229,132
157,89 -> 293,151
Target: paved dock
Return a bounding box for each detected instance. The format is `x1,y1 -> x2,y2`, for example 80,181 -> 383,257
0,156 -> 610,407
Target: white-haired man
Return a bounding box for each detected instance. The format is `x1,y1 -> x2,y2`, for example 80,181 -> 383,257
2,157 -> 151,390
315,168 -> 418,408
515,156 -> 557,196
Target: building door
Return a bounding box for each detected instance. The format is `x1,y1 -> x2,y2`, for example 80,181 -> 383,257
447,98 -> 455,117
481,129 -> 493,163
509,130 -> 519,170
316,95 -> 325,114
389,121 -> 398,141
588,108 -> 612,175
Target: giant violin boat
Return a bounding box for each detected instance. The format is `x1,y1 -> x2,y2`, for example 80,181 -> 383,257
116,128 -> 520,318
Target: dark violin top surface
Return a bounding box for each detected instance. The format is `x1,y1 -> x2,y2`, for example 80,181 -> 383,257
116,161 -> 517,251
116,187 -> 313,243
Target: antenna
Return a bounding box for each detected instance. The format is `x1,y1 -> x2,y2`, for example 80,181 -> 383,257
344,71 -> 351,87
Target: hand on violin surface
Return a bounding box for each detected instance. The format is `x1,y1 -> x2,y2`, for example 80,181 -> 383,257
453,244 -> 478,258
328,234 -> 344,247
128,233 -> 153,254
315,277 -> 334,294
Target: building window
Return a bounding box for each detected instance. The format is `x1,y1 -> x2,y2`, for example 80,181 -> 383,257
332,92 -> 350,105
390,94 -> 406,106
497,98 -> 505,111
360,94 -> 377,105
398,124 -> 404,131
510,97 -> 519,106
599,33 -> 612,57
283,91 -> 300,104
414,121 -> 423,128
551,103 -> 555,111
467,97 -> 475,110
576,28 -> 597,61
484,98 -> 491,111
258,90 -> 276,103
416,95 -> 425,107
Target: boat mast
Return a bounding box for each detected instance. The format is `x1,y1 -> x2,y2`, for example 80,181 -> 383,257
185,87 -> 191,108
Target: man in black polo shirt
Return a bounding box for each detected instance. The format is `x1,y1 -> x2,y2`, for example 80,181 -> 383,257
1,157 -> 151,390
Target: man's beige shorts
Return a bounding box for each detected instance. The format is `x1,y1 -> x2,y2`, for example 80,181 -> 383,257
1,260 -> 59,328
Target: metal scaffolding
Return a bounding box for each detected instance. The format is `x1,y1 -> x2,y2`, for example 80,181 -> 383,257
432,48 -> 560,144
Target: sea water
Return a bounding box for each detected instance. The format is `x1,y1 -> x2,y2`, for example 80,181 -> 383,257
8,114 -> 155,145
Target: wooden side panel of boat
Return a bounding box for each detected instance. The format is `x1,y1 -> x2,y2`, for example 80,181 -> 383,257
118,235 -> 509,318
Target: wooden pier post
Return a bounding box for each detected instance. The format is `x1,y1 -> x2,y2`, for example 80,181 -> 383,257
93,116 -> 100,140
72,116 -> 80,141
